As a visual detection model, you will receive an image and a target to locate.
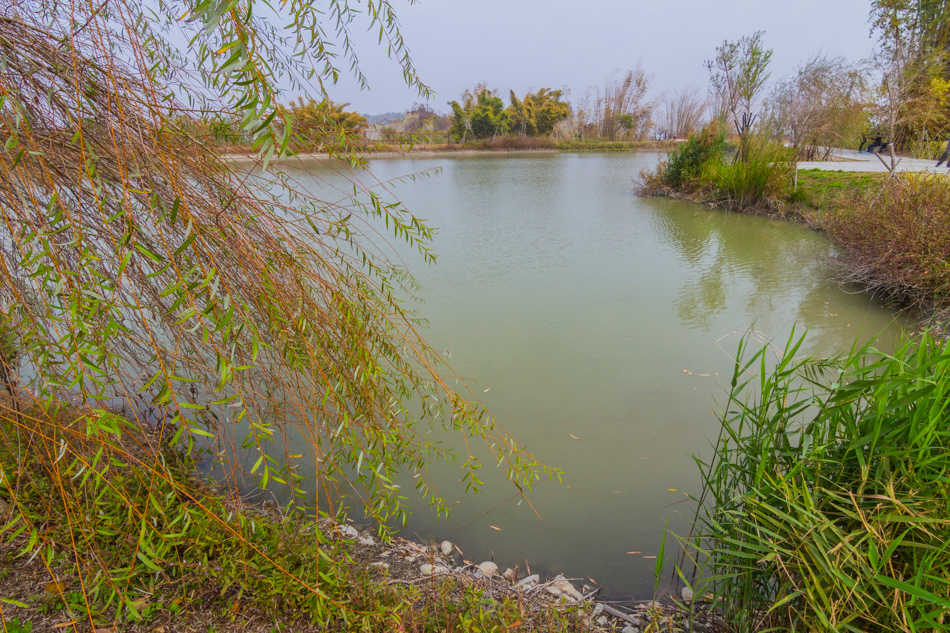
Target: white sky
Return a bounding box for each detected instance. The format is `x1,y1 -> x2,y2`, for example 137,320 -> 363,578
320,0 -> 877,115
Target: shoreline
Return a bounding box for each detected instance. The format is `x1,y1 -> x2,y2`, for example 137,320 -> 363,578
222,140 -> 682,163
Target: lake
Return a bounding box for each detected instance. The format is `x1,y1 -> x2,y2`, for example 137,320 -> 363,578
277,151 -> 908,599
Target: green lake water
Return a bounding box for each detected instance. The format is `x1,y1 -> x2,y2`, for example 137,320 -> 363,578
279,151 -> 909,598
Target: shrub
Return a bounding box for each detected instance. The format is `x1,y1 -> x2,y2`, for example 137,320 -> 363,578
661,121 -> 726,190
821,173 -> 950,305
695,330 -> 950,632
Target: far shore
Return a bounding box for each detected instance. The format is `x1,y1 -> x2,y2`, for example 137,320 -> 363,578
223,139 -> 683,163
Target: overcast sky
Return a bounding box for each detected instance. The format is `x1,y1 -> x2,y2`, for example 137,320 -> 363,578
318,0 -> 877,115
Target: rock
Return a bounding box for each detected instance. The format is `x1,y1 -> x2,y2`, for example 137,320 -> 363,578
596,616 -> 608,626
591,603 -> 604,617
369,562 -> 389,570
621,627 -> 640,633
440,540 -> 454,556
338,524 -> 358,538
513,574 -> 539,589
550,576 -> 583,601
477,561 -> 498,576
503,567 -> 517,581
544,585 -> 563,597
681,586 -> 694,603
358,537 -> 375,547
420,564 -> 450,576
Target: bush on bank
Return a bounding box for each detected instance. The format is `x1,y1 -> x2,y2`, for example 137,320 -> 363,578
640,122 -> 795,213
818,173 -> 950,307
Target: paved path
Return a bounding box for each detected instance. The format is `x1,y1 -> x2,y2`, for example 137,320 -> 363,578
798,148 -> 946,173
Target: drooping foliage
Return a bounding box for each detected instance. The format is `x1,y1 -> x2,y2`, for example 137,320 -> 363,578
0,0 -> 552,626
287,98 -> 369,148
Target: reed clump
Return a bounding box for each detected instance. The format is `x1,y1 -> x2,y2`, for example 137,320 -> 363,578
694,330 -> 950,633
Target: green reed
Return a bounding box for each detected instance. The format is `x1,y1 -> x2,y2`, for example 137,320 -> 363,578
695,329 -> 950,632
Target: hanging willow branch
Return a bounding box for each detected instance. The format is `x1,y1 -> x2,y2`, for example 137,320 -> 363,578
0,1 -> 554,625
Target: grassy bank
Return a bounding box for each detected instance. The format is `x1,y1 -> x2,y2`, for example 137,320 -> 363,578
221,138 -> 680,156
641,124 -> 950,631
639,124 -> 950,313
0,399 -> 595,633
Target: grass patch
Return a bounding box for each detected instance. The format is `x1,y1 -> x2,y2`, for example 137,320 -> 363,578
694,330 -> 950,633
793,169 -> 888,210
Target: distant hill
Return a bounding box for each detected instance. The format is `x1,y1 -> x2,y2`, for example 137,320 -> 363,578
363,111 -> 407,126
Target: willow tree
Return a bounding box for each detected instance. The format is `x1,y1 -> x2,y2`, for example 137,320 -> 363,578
0,0 -> 551,625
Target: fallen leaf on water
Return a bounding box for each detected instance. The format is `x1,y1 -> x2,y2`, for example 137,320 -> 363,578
612,490 -> 620,493
568,434 -> 579,440
668,488 -> 677,492
643,556 -> 657,559
490,525 -> 501,531
698,373 -> 712,377
565,485 -> 572,488
682,369 -> 693,375
588,577 -> 598,584
483,387 -> 491,392
626,551 -> 641,555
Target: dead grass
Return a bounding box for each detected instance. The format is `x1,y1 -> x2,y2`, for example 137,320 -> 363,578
816,173 -> 950,306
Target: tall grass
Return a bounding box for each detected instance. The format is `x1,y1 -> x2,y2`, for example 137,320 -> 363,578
708,136 -> 795,212
695,330 -> 950,632
639,123 -> 794,213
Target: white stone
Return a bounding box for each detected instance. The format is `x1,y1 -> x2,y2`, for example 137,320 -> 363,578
621,627 -> 640,633
681,586 -> 694,603
339,525 -> 358,538
477,561 -> 498,576
420,563 -> 448,576
440,540 -> 454,556
551,578 -> 584,601
369,562 -> 389,570
544,585 -> 563,597
513,574 -> 539,589
358,537 -> 375,547
503,567 -> 517,581
592,603 -> 604,617
596,616 -> 608,626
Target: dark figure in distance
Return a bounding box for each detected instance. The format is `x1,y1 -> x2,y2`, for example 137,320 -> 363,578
936,139 -> 950,167
866,135 -> 887,153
